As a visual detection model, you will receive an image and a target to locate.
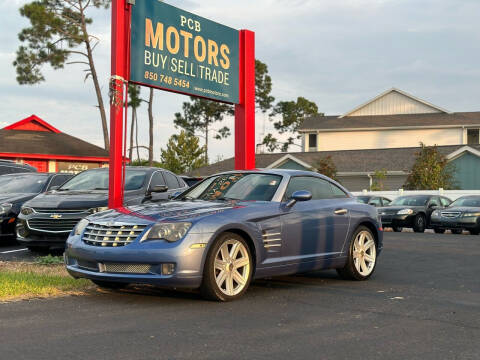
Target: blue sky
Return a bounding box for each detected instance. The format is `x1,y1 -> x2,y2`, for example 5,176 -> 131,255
0,0 -> 479,161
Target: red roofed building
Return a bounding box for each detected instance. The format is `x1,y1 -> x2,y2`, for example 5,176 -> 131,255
0,115 -> 110,173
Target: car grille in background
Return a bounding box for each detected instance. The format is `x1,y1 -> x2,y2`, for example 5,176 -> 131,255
99,263 -> 152,274
82,223 -> 148,247
32,208 -> 88,214
380,209 -> 398,215
441,211 -> 461,218
28,218 -> 83,233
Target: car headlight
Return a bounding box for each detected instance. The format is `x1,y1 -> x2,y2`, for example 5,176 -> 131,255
397,209 -> 414,215
74,219 -> 89,236
432,210 -> 440,216
142,222 -> 192,243
462,212 -> 480,217
0,203 -> 13,215
89,207 -> 109,214
20,206 -> 34,216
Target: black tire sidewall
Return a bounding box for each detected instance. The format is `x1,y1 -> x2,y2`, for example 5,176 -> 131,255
413,214 -> 426,233
201,232 -> 253,301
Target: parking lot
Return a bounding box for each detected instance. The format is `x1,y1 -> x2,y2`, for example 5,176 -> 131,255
0,231 -> 478,360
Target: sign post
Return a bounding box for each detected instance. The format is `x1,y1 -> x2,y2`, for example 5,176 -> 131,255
108,0 -> 255,208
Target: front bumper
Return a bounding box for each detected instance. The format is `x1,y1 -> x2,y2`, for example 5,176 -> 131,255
380,214 -> 414,228
430,216 -> 480,230
0,215 -> 16,239
64,232 -> 210,289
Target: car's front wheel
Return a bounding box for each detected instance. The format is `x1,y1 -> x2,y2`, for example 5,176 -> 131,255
337,226 -> 377,281
413,214 -> 426,233
201,232 -> 253,301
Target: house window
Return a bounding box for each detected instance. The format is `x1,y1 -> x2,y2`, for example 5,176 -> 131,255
308,133 -> 317,150
467,129 -> 479,145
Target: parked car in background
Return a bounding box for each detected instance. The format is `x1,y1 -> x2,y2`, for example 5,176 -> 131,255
356,195 -> 391,207
0,172 -> 73,243
65,169 -> 383,301
0,159 -> 36,175
378,194 -> 452,233
17,167 -> 188,252
180,176 -> 203,187
430,195 -> 480,235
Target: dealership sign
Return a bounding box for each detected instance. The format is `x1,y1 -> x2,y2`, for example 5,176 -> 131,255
130,1 -> 239,104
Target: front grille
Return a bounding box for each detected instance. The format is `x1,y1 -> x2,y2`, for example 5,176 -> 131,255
77,259 -> 99,272
441,211 -> 461,218
380,209 -> 398,215
33,208 -> 88,214
82,223 -> 148,247
27,218 -> 83,233
100,263 -> 152,274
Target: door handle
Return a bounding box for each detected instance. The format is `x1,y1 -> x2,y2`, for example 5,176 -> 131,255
334,209 -> 348,215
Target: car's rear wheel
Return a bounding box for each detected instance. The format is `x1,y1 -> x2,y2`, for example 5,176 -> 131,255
413,214 -> 426,233
392,226 -> 403,232
91,280 -> 128,289
337,226 -> 377,281
451,229 -> 463,235
434,228 -> 446,234
201,232 -> 253,301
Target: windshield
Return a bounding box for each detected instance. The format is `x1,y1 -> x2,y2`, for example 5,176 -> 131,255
391,195 -> 430,206
59,170 -> 147,191
180,173 -> 282,202
356,196 -> 370,204
0,174 -> 47,194
450,197 -> 480,207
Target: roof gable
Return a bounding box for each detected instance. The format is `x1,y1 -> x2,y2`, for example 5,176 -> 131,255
3,115 -> 61,133
340,88 -> 450,118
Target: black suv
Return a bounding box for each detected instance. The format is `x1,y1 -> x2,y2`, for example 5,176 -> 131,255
17,167 -> 188,252
0,172 -> 73,242
0,159 -> 36,175
378,194 -> 452,232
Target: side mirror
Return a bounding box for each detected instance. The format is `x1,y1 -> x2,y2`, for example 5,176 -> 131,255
368,202 -> 376,206
146,185 -> 168,197
428,203 -> 437,209
286,190 -> 312,208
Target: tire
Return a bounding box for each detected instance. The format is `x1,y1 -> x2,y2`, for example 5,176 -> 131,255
91,280 -> 128,289
451,229 -> 463,235
413,214 -> 426,233
200,232 -> 253,301
434,228 -> 446,234
392,226 -> 403,232
337,226 -> 377,281
469,229 -> 479,235
27,246 -> 49,254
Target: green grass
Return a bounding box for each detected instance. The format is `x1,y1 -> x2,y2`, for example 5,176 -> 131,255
0,262 -> 93,301
35,255 -> 64,265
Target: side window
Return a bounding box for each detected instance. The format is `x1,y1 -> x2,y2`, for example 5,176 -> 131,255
330,183 -> 348,198
150,172 -> 166,188
429,196 -> 440,207
164,172 -> 180,189
382,198 -> 391,206
369,197 -> 382,206
284,176 -> 337,200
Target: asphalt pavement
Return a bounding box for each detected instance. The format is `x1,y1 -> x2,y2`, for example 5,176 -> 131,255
0,232 -> 479,360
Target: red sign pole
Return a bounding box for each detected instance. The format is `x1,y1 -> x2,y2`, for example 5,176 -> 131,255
235,30 -> 256,170
108,0 -> 130,208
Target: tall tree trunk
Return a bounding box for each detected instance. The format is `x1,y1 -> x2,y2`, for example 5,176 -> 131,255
79,1 -> 109,150
205,123 -> 209,164
148,88 -> 154,166
129,108 -> 135,160
135,108 -> 140,161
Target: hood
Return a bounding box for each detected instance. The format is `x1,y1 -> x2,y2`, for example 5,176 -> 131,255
442,206 -> 480,213
88,199 -> 247,224
24,190 -> 109,210
0,192 -> 38,205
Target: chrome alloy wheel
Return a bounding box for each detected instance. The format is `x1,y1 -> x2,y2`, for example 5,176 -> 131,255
353,230 -> 376,276
214,239 -> 251,296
